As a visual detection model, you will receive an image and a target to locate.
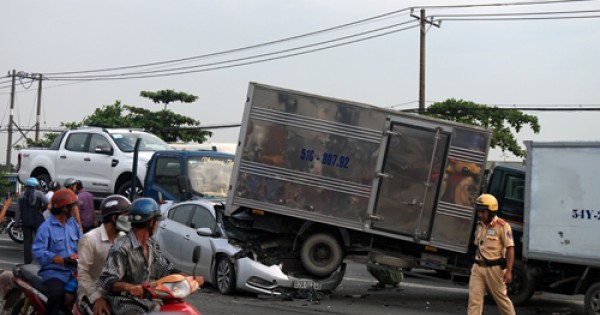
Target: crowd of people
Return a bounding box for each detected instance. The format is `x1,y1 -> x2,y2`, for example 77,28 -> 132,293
15,177 -> 203,315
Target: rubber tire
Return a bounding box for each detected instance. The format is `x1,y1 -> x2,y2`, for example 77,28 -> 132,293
117,180 -> 143,200
36,173 -> 51,194
8,222 -> 24,244
11,297 -> 31,315
507,260 -> 535,306
585,281 -> 600,315
300,233 -> 343,277
215,256 -> 236,295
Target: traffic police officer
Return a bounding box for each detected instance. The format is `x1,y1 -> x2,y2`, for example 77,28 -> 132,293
468,194 -> 516,315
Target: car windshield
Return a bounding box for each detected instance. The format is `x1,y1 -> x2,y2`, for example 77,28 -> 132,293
187,156 -> 234,199
110,132 -> 172,152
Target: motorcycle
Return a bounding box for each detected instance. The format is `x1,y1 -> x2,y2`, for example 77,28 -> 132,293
74,246 -> 204,315
11,256 -> 78,315
0,200 -> 24,244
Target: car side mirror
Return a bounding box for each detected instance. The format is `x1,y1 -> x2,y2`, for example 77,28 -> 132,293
95,145 -> 113,155
196,227 -> 213,237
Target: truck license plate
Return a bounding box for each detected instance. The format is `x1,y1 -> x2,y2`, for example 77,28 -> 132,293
293,280 -> 321,290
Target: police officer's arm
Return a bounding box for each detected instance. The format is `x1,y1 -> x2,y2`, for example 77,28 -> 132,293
504,246 -> 515,284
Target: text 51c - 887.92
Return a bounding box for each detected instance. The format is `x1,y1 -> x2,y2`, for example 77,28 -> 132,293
300,148 -> 350,169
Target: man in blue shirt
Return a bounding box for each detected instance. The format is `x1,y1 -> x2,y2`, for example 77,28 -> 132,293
32,188 -> 82,315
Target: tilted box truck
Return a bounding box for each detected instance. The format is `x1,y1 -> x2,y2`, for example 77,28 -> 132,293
225,82 -> 491,281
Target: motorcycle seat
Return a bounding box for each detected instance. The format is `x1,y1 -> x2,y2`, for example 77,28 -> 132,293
13,264 -> 48,295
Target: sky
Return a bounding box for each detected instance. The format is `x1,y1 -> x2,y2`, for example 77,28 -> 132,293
1,0 -> 599,168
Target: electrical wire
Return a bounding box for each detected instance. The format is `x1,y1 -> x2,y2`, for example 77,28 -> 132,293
42,8 -> 412,76
433,9 -> 600,18
438,14 -> 600,21
47,20 -> 418,80
45,23 -> 421,81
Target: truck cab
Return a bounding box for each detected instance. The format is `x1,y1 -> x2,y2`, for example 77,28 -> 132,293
144,150 -> 235,203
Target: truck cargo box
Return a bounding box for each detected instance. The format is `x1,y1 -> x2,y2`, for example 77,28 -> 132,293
523,141 -> 600,267
227,83 -> 491,253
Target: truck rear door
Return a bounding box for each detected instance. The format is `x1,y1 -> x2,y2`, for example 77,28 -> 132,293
371,120 -> 489,253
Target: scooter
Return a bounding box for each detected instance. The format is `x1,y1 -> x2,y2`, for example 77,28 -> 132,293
11,256 -> 78,315
72,246 -> 203,315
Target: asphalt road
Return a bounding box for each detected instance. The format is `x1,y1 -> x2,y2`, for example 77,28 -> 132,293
0,234 -> 587,315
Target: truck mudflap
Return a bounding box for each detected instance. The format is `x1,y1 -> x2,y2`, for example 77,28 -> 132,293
236,257 -> 346,295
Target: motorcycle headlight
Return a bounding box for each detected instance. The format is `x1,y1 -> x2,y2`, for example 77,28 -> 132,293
162,279 -> 193,299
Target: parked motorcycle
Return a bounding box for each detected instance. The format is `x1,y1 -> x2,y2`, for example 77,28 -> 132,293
11,256 -> 78,315
0,214 -> 24,244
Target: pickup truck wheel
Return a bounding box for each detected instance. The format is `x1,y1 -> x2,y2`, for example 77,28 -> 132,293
507,260 -> 535,305
117,180 -> 143,200
585,282 -> 600,315
300,233 -> 343,277
36,173 -> 51,193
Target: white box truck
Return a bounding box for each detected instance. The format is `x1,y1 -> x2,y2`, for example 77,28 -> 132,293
523,141 -> 600,314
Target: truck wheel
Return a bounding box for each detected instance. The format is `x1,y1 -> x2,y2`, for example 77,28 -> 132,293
300,233 -> 343,277
36,173 -> 51,193
585,282 -> 600,315
507,260 -> 535,305
117,180 -> 143,200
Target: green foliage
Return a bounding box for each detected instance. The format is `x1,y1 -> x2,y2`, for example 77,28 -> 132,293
14,133 -> 60,149
423,98 -> 540,157
0,171 -> 10,199
64,100 -> 211,143
140,89 -> 198,110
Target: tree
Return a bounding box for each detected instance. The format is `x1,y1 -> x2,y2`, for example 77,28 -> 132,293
14,132 -> 60,150
140,89 -> 199,110
65,100 -> 211,143
423,98 -> 540,157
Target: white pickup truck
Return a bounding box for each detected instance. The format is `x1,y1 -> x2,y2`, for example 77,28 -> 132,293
17,127 -> 173,199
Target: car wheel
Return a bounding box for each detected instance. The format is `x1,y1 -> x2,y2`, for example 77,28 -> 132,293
585,281 -> 600,315
300,233 -> 343,277
36,173 -> 51,193
215,256 -> 236,295
117,180 -> 143,200
508,260 -> 535,305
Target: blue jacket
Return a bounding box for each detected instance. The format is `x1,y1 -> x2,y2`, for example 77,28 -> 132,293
32,215 -> 81,283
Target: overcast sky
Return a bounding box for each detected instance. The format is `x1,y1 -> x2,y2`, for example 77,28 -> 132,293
1,0 -> 599,166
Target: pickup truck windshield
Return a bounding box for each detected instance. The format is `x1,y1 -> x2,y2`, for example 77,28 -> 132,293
111,132 -> 172,152
187,156 -> 234,198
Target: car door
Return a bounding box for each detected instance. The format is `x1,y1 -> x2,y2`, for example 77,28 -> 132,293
55,132 -> 90,186
156,204 -> 194,272
179,204 -> 216,279
82,134 -> 114,194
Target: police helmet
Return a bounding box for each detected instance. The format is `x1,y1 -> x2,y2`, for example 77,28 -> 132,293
474,193 -> 498,212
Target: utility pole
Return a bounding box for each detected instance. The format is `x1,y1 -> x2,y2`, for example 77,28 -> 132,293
419,9 -> 426,114
5,70 -> 16,172
412,9 -> 440,114
35,73 -> 43,141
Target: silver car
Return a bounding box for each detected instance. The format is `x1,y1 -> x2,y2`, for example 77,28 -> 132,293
154,200 -> 345,295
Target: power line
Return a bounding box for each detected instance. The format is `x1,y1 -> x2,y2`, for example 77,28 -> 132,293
438,14 -> 600,21
45,23 -> 421,81
42,8 -> 412,76
433,9 -> 600,18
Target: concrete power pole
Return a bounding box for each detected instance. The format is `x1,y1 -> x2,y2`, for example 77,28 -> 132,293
35,73 -> 43,141
5,70 -> 16,172
419,9 -> 426,114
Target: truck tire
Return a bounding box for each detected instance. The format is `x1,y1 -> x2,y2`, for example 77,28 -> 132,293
585,281 -> 600,315
117,180 -> 143,200
507,260 -> 535,305
300,233 -> 343,277
36,173 -> 51,193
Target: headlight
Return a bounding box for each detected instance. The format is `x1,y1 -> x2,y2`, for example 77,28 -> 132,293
162,279 -> 193,299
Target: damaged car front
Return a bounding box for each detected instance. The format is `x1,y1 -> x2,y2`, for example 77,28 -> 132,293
155,200 -> 345,296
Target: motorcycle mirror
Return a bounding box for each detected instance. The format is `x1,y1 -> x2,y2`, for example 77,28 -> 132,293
192,246 -> 201,277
